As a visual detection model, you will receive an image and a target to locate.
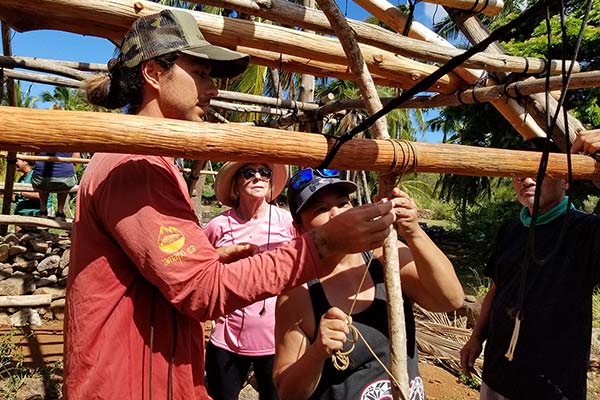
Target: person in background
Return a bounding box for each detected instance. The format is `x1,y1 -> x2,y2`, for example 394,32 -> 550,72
204,161 -> 292,400
460,137 -> 600,400
13,156 -> 43,217
31,151 -> 78,221
274,168 -> 464,399
67,9 -> 399,399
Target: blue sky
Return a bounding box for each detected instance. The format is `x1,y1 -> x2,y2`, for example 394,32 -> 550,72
8,1 -> 446,142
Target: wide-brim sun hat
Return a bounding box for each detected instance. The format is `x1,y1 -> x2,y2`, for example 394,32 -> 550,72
214,162 -> 289,207
114,8 -> 249,78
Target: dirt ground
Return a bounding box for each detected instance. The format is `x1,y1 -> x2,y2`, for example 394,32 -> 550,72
239,362 -> 479,400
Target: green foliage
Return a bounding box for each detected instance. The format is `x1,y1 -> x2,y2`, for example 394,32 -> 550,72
582,195 -> 600,214
0,330 -> 63,399
459,372 -> 481,390
0,329 -> 30,399
458,179 -> 521,243
594,288 -> 600,328
1,81 -> 39,108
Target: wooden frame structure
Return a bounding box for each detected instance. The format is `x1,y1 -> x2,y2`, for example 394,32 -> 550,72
1,0 -> 598,398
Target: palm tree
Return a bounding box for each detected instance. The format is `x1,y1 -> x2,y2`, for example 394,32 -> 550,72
41,86 -> 88,110
1,80 -> 39,108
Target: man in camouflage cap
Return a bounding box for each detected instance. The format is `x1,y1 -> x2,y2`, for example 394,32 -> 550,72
65,7 -> 399,400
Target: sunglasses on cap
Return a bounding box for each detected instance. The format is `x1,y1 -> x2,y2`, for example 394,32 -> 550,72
289,168 -> 340,191
239,167 -> 273,180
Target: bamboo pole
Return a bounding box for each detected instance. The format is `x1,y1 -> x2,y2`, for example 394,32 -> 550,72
353,0 -> 548,140
186,0 -> 570,75
0,107 -> 598,179
1,23 -> 17,236
0,0 -> 463,93
422,0 -> 503,16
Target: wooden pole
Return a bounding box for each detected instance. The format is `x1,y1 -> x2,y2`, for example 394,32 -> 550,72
0,55 -> 89,80
299,0 -> 317,133
315,1 -> 408,397
2,69 -> 82,88
422,0 -> 503,16
0,182 -> 78,193
448,11 -> 585,149
1,23 -> 17,236
0,215 -> 71,230
0,107 -> 598,179
317,70 -> 600,113
0,295 -> 52,307
184,0 -> 570,75
0,0 -> 464,94
354,0 -> 548,140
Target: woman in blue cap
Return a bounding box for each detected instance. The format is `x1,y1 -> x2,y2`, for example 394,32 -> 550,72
274,168 -> 464,400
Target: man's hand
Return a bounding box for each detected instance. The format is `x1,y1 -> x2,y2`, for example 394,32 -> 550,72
572,131 -> 600,155
216,243 -> 259,263
311,200 -> 394,260
460,336 -> 483,377
312,307 -> 350,360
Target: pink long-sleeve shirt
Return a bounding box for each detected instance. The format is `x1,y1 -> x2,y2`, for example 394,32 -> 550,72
204,206 -> 296,356
64,153 -> 319,400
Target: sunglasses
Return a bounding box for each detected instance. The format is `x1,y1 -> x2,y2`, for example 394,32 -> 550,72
239,167 -> 273,180
289,168 -> 340,191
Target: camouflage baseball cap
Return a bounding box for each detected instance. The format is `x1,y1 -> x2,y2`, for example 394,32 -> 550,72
116,8 -> 249,78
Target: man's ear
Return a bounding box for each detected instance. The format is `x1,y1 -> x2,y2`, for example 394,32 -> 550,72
140,60 -> 162,90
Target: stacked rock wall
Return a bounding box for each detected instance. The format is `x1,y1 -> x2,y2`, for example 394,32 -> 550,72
0,230 -> 69,326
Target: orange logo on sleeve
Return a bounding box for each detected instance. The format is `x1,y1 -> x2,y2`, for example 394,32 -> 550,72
158,226 -> 186,254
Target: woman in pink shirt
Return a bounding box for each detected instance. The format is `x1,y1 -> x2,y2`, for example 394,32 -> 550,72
203,161 -> 294,400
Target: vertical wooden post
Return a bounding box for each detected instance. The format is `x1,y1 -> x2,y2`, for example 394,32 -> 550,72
315,1 -> 408,398
1,22 -> 17,236
299,0 -> 317,133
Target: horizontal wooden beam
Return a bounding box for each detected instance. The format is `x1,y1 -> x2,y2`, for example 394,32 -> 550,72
190,0 -> 571,75
0,55 -> 89,80
318,70 -> 600,113
0,215 -> 72,230
0,295 -> 52,307
2,69 -> 82,88
0,106 -> 597,180
421,0 -> 503,16
0,0 -> 464,93
0,182 -> 79,193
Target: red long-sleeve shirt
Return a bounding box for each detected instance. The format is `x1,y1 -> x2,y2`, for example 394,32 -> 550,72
64,153 -> 319,399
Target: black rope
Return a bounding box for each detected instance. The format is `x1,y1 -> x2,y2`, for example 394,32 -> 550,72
468,0 -> 481,13
515,0 -> 592,318
403,0 -> 420,37
317,0 -> 554,170
522,56 -> 530,74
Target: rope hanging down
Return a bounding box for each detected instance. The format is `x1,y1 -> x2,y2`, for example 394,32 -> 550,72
317,0 -> 554,170
330,252 -> 402,391
505,0 -> 593,362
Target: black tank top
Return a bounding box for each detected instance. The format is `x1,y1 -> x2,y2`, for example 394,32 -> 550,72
307,253 -> 425,399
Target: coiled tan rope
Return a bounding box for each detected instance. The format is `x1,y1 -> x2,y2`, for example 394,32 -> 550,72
330,252 -> 402,390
